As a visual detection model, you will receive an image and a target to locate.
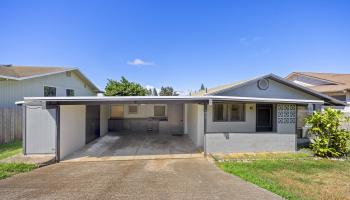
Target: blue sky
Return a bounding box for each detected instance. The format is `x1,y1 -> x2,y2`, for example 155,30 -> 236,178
0,0 -> 349,93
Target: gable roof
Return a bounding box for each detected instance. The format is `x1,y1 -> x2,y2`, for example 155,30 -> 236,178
286,72 -> 350,93
0,65 -> 100,92
192,73 -> 345,106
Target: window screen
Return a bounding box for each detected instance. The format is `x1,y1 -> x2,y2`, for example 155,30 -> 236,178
44,86 -> 56,97
213,103 -> 245,121
154,105 -> 166,117
66,89 -> 75,96
111,105 -> 124,118
128,105 -> 138,114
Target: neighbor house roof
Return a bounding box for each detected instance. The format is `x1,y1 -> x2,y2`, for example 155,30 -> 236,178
192,73 -> 345,106
0,65 -> 100,92
286,72 -> 350,93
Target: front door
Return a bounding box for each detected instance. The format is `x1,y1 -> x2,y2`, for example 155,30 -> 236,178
256,104 -> 273,132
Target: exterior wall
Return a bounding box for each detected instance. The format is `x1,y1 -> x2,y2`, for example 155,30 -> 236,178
25,106 -> 56,154
216,78 -> 319,100
186,103 -> 204,147
100,104 -> 109,136
60,105 -> 86,159
0,71 -> 96,108
207,103 -> 256,133
205,133 -> 296,153
122,104 -> 167,118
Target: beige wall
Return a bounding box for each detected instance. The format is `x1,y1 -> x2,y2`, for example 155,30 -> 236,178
60,105 -> 86,159
207,103 -> 256,133
122,104 -> 168,118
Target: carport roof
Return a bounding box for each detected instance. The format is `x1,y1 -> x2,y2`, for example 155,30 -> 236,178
17,95 -> 327,106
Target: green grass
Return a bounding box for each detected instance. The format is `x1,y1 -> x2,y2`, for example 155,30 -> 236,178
0,140 -> 22,160
217,154 -> 350,200
0,163 -> 37,179
0,141 -> 37,180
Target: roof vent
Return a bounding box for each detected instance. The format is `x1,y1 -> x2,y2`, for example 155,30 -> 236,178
257,78 -> 269,90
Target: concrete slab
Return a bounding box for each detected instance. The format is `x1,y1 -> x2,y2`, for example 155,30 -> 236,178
63,132 -> 202,162
0,158 -> 282,200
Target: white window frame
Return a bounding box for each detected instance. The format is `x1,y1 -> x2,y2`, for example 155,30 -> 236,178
213,103 -> 245,122
44,85 -> 57,97
154,105 -> 167,117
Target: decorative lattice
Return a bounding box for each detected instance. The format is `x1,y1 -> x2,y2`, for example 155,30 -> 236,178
277,104 -> 296,124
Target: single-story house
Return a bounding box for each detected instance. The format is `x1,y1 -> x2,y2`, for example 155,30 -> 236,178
18,74 -> 345,161
0,65 -> 99,144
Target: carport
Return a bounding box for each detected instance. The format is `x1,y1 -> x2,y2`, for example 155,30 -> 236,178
21,96 -> 209,161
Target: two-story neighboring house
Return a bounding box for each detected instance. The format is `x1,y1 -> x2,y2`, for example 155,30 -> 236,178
0,65 -> 100,143
286,72 -> 350,107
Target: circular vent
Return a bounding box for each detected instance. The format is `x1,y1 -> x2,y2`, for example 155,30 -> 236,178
257,79 -> 269,90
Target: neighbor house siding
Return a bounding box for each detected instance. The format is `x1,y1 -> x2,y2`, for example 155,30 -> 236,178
60,105 -> 86,159
0,72 -> 96,108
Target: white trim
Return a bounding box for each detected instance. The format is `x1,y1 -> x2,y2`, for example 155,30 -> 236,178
18,95 -> 325,105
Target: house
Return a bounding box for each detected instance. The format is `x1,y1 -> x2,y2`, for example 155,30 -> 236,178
0,65 -> 99,143
286,72 -> 350,106
19,74 -> 345,161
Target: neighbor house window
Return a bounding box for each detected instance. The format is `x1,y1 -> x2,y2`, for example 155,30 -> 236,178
66,71 -> 71,77
154,105 -> 166,117
66,89 -> 75,96
44,86 -> 56,97
111,105 -> 124,118
213,103 -> 245,121
128,105 -> 138,114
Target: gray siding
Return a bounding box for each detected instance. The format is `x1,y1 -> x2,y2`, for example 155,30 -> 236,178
25,106 -> 56,154
205,132 -> 296,153
0,71 -> 96,108
216,78 -> 319,100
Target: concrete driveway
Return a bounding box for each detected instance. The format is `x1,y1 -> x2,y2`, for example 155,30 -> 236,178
0,158 -> 281,200
64,132 -> 202,162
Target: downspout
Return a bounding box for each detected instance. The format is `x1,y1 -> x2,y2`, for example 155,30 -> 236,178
55,105 -> 60,162
203,102 -> 208,156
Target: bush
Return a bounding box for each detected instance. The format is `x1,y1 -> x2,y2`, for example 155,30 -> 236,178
306,108 -> 350,158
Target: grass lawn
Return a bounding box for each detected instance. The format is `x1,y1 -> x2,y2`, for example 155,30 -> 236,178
0,140 -> 37,180
217,153 -> 350,200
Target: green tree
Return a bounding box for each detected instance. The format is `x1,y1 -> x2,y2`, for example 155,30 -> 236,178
159,86 -> 179,96
147,89 -> 152,96
104,76 -> 148,96
200,83 -> 205,91
306,108 -> 350,157
153,88 -> 158,96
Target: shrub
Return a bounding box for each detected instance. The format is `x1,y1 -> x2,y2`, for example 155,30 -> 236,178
306,108 -> 350,158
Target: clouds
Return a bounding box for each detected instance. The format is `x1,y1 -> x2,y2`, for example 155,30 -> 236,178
127,58 -> 154,66
239,36 -> 262,45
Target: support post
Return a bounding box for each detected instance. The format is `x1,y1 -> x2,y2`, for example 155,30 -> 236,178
22,105 -> 26,155
203,103 -> 208,156
55,106 -> 60,162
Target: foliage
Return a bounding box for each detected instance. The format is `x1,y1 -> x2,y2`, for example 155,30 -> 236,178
152,88 -> 158,96
159,86 -> 179,96
200,83 -> 205,91
306,108 -> 350,158
104,76 -> 148,96
0,140 -> 22,160
0,163 -> 37,179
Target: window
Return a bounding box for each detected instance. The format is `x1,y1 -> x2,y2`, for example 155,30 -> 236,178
128,105 -> 138,114
213,103 -> 245,121
154,105 -> 166,117
66,89 -> 75,96
44,86 -> 56,97
111,105 -> 124,118
66,71 -> 71,77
